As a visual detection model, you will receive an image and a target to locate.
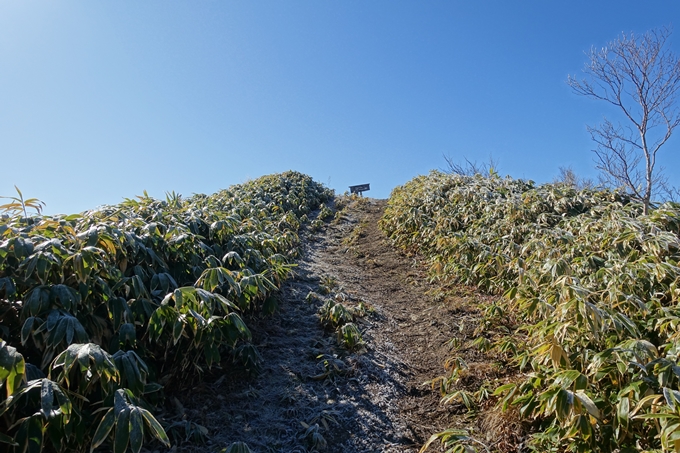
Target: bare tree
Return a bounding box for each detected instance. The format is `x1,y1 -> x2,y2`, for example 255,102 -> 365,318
554,166 -> 594,190
568,26 -> 680,214
442,154 -> 499,177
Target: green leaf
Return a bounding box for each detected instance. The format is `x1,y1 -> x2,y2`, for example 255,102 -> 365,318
140,407 -> 171,447
214,293 -> 237,312
188,308 -> 207,326
637,413 -> 678,420
114,351 -> 145,395
0,339 -> 25,397
129,407 -> 144,453
664,387 -> 680,410
225,441 -> 252,453
172,319 -> 184,345
50,284 -> 79,312
419,428 -> 470,453
90,408 -> 115,452
554,370 -> 582,389
15,415 -> 44,453
52,343 -> 117,391
574,390 -> 600,419
40,379 -> 55,419
618,395 -> 630,427
52,314 -> 68,347
0,431 -> 18,446
503,286 -> 517,300
21,317 -> 37,345
263,296 -> 278,315
227,313 -> 251,339
114,405 -> 130,453
118,323 -> 137,345
109,297 -> 128,330
555,389 -> 573,422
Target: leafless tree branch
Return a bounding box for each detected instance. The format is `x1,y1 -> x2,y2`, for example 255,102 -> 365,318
554,166 -> 595,190
568,26 -> 680,214
441,155 -> 499,177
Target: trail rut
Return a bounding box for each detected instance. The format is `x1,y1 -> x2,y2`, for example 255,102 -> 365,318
174,198 -> 490,453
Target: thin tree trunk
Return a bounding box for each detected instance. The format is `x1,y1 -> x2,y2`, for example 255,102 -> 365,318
641,129 -> 652,215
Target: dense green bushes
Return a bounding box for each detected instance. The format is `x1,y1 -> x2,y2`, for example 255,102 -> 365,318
0,171 -> 332,452
382,171 -> 680,452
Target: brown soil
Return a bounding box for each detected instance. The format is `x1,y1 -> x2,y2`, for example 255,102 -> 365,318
170,197 -> 518,453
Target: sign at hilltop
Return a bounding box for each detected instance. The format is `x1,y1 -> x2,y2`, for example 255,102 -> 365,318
349,183 -> 370,195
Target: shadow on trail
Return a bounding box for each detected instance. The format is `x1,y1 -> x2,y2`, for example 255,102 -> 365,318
172,246 -> 413,453
172,199 -> 455,453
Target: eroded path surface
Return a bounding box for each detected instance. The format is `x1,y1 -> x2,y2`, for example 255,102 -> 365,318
176,198 -> 485,453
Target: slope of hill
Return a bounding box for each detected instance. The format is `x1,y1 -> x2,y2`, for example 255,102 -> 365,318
175,195 -> 507,452
381,171 -> 680,452
6,170 -> 680,452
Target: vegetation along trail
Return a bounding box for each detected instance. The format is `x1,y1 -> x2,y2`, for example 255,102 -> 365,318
7,171 -> 680,453
177,196 -> 500,453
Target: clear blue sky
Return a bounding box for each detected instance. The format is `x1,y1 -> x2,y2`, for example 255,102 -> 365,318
1,1 -> 679,214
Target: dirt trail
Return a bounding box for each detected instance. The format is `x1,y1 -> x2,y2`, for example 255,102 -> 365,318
175,198 -> 487,453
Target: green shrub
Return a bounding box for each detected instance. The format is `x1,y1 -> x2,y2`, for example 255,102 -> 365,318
383,171 -> 680,452
0,171 -> 332,452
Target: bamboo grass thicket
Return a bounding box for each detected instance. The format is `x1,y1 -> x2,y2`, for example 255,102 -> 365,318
382,170 -> 680,452
0,171 -> 333,453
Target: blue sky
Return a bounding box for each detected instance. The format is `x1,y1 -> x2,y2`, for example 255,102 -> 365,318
1,1 -> 679,214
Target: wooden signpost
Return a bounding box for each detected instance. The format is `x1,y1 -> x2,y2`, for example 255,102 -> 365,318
349,183 -> 370,196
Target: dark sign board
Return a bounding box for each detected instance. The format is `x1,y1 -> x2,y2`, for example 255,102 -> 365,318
349,184 -> 370,194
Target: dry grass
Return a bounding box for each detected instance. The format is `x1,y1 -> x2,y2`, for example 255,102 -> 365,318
479,403 -> 525,453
